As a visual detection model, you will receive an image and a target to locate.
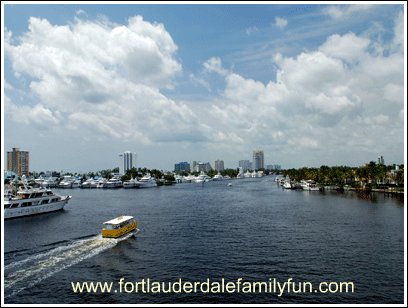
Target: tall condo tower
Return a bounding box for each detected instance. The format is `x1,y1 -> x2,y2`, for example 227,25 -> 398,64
252,150 -> 264,170
119,151 -> 137,175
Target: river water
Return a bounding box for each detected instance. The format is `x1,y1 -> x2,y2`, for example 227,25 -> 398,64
4,177 -> 405,304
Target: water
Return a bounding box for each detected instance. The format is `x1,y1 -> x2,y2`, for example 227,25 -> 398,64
4,178 -> 405,304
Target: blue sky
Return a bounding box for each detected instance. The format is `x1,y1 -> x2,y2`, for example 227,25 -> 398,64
3,3 -> 406,172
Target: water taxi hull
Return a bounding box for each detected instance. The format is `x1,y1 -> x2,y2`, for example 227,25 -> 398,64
102,221 -> 137,238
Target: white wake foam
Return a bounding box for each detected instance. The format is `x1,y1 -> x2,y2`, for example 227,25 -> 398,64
4,234 -> 134,298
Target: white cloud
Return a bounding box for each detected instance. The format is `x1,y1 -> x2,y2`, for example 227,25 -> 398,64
319,32 -> 370,64
5,16 -> 209,144
189,73 -> 211,91
324,4 -> 374,20
274,17 -> 288,29
5,98 -> 61,129
203,57 -> 228,75
75,9 -> 87,17
246,26 -> 259,36
203,22 -> 403,157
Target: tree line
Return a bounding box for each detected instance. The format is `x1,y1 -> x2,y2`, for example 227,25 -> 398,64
282,162 -> 404,187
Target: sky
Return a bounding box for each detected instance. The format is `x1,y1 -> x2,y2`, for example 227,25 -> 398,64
2,2 -> 406,173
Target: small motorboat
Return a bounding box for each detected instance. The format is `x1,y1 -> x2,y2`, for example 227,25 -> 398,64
101,215 -> 139,238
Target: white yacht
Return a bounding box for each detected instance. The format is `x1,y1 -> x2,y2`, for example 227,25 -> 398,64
103,178 -> 123,188
80,178 -> 93,188
195,171 -> 210,183
212,173 -> 223,181
282,181 -> 292,189
123,178 -> 140,188
244,171 -> 252,178
301,180 -> 320,191
138,173 -> 157,188
71,179 -> 81,188
4,179 -> 71,219
41,177 -> 58,188
58,176 -> 74,189
236,167 -> 244,179
96,178 -> 107,188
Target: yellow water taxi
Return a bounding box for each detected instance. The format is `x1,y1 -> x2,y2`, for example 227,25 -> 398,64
101,215 -> 138,238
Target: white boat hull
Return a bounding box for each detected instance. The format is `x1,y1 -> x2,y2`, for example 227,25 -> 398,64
4,197 -> 71,219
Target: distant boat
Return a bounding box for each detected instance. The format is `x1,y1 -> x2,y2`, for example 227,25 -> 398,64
213,173 -> 223,181
138,173 -> 157,188
58,176 -> 74,189
282,181 -> 292,189
103,178 -> 123,189
123,178 -> 140,189
227,183 -> 232,187
195,171 -> 210,183
301,180 -> 320,191
80,178 -> 93,188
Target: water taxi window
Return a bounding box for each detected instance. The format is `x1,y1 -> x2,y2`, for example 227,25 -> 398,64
105,224 -> 114,230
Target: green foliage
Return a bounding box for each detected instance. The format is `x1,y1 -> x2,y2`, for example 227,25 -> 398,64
282,163 -> 404,187
164,174 -> 175,182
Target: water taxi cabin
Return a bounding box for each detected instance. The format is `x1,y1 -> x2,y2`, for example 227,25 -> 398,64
101,215 -> 137,238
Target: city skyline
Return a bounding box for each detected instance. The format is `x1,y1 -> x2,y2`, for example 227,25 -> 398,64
3,3 -> 406,172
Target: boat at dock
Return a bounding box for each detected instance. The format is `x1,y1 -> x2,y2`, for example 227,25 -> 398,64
4,178 -> 72,219
103,178 -> 123,188
101,216 -> 139,238
123,178 -> 140,188
138,173 -> 157,188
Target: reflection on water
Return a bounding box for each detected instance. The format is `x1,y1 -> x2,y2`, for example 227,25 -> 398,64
4,178 -> 405,304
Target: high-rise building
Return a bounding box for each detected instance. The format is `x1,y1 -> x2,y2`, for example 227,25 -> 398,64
198,162 -> 212,172
191,161 -> 198,172
239,160 -> 252,171
174,161 -> 191,172
253,150 -> 264,170
7,147 -> 30,176
192,161 -> 212,172
214,160 -> 225,172
378,156 -> 384,165
119,151 -> 136,175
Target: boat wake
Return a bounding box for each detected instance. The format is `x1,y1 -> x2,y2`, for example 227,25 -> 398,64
4,233 -> 134,298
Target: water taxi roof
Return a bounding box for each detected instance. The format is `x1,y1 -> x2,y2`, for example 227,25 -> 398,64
103,216 -> 134,225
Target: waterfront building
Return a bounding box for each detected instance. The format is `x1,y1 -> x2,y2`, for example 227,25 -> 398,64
191,161 -> 198,173
119,151 -> 136,175
239,160 -> 252,171
274,164 -> 281,170
253,150 -> 264,170
7,147 -> 29,176
192,161 -> 212,172
214,160 -> 225,172
174,161 -> 191,173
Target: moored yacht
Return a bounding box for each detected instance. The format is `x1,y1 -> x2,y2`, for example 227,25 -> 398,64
58,176 -> 74,188
123,178 -> 140,188
195,171 -> 210,183
4,178 -> 71,219
138,173 -> 157,188
212,173 -> 223,181
103,178 -> 123,188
